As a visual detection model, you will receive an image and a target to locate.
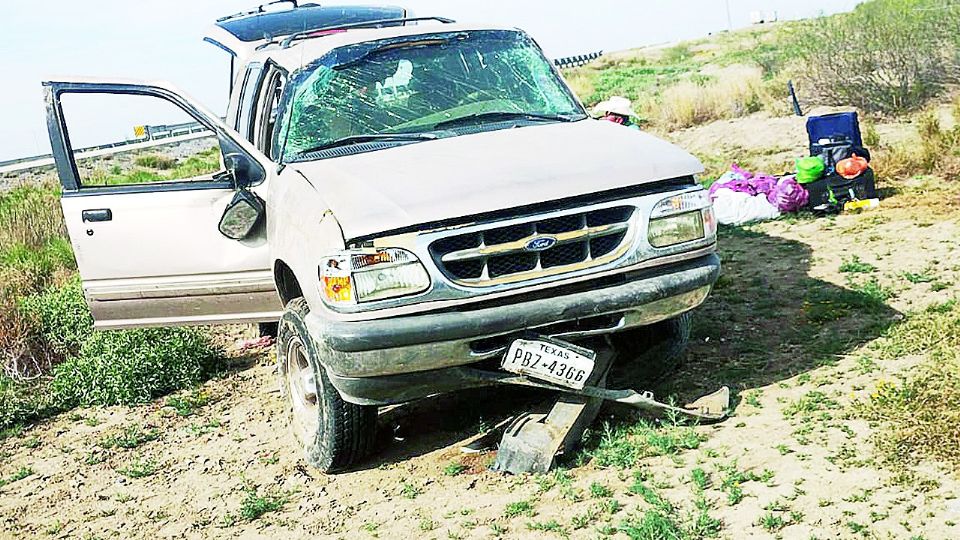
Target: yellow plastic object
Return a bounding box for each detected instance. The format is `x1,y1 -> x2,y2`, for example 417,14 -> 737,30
843,198 -> 880,213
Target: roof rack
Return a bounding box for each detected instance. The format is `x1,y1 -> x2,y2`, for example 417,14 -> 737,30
279,16 -> 456,49
217,0 -> 302,23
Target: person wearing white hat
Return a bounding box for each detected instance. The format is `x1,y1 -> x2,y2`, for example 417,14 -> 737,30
592,96 -> 641,130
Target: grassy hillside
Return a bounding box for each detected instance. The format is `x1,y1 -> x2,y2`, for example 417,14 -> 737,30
565,0 -> 960,131
564,27 -> 793,130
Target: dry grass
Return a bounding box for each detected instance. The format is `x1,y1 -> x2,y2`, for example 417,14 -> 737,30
564,38 -> 792,131
873,102 -> 960,181
858,303 -> 960,471
0,183 -> 66,250
564,70 -> 596,107
645,66 -> 769,130
0,183 -> 73,380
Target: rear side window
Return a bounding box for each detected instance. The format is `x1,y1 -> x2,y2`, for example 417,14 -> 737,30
236,64 -> 265,142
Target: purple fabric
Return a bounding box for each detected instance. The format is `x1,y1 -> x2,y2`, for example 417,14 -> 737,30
709,165 -> 777,199
716,178 -> 753,196
768,175 -> 809,212
731,163 -> 754,181
708,171 -> 746,198
750,174 -> 778,196
710,164 -> 808,213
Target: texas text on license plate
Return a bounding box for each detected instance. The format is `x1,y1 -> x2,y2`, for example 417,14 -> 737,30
501,337 -> 596,390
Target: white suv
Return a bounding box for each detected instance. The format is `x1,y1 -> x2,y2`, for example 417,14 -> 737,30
43,5 -> 719,471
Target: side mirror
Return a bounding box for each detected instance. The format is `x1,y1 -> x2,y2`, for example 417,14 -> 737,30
218,190 -> 265,240
224,152 -> 255,189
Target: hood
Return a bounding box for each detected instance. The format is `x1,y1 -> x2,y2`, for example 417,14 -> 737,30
293,119 -> 704,240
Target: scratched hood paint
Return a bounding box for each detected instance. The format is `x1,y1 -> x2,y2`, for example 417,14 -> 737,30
293,119 -> 704,240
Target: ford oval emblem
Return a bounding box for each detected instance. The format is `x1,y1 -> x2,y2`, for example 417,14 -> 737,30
524,236 -> 558,252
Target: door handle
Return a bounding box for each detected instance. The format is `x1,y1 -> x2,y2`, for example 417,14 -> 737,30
82,209 -> 113,222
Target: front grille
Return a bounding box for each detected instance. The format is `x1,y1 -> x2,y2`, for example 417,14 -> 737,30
430,206 -> 635,286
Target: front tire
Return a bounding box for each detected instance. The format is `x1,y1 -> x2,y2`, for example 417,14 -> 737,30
277,298 -> 377,472
609,312 -> 692,386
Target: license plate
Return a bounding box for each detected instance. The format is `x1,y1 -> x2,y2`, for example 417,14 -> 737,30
501,337 -> 596,390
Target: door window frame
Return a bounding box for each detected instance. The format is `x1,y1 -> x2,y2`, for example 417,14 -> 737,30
253,62 -> 289,159
45,82 -> 265,197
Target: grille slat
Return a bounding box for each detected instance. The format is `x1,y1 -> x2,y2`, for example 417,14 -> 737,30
430,206 -> 636,286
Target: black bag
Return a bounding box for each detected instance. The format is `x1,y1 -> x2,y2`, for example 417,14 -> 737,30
804,169 -> 877,211
814,141 -> 872,174
807,112 -> 863,152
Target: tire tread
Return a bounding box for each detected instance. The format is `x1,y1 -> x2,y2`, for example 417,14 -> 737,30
280,298 -> 376,473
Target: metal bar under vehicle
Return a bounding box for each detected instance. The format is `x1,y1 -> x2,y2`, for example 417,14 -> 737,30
480,345 -> 729,475
464,369 -> 730,422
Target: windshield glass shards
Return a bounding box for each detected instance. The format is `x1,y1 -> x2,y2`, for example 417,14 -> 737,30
277,30 -> 586,162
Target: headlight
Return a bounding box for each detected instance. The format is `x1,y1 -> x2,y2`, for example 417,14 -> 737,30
650,190 -> 711,218
648,211 -> 705,248
319,248 -> 430,306
648,190 -> 715,248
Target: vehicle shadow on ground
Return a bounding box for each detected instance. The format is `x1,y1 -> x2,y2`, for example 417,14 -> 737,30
668,225 -> 900,404
351,225 -> 901,471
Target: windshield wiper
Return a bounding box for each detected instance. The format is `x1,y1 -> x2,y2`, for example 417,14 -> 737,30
431,111 -> 584,130
293,133 -> 438,156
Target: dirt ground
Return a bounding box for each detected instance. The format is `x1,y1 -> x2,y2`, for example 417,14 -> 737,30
2,115 -> 960,539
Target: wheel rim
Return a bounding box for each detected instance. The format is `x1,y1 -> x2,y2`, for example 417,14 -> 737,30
285,336 -> 319,445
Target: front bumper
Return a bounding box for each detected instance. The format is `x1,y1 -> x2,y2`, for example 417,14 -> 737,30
305,253 -> 720,405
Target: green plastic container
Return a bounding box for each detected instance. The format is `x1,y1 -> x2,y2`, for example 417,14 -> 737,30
796,156 -> 826,184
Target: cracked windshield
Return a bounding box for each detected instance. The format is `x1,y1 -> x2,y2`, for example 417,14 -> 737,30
280,30 -> 585,161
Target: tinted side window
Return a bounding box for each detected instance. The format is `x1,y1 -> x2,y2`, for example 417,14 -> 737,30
236,64 -> 265,142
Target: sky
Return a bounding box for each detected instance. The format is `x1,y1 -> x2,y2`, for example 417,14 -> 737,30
0,0 -> 862,161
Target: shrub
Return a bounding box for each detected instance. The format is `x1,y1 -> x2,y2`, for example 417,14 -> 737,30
18,277 -> 92,358
134,154 -> 177,169
0,184 -> 75,379
789,0 -> 960,114
873,104 -> 960,180
49,327 -> 222,408
0,374 -> 47,431
661,43 -> 693,64
589,63 -> 692,105
0,240 -> 75,287
88,169 -> 165,186
171,146 -> 221,178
